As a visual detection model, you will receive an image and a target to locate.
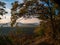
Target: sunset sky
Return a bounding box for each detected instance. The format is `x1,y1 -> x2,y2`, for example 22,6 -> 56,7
0,0 -> 40,24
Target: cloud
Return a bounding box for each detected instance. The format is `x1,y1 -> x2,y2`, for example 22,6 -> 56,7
17,18 -> 40,24
0,8 -> 11,23
4,8 -> 11,18
0,8 -> 40,24
5,8 -> 11,15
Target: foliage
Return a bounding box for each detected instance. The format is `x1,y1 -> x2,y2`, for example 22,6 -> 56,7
11,0 -> 60,27
0,1 -> 7,19
10,0 -> 60,40
11,0 -> 48,26
0,25 -> 60,45
0,36 -> 13,45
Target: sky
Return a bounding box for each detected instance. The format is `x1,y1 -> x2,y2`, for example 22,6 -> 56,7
0,0 -> 40,24
0,0 -> 23,8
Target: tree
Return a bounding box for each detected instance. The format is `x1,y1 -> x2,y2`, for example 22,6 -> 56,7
0,1 -> 7,19
11,1 -> 19,27
11,0 -> 60,39
11,0 -> 47,27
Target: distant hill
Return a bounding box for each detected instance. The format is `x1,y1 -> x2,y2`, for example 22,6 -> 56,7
16,22 -> 40,27
0,22 -> 40,27
0,23 -> 10,27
